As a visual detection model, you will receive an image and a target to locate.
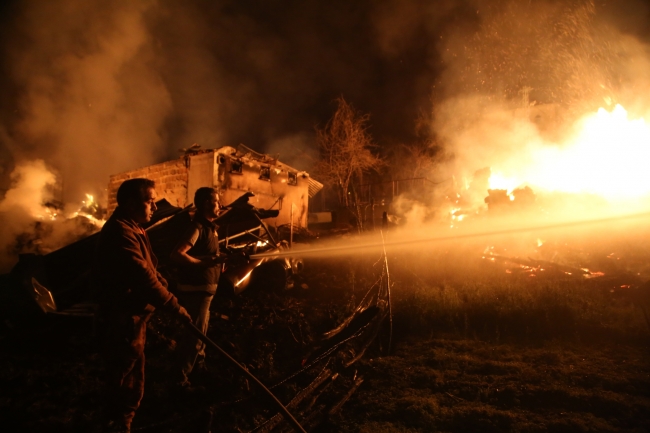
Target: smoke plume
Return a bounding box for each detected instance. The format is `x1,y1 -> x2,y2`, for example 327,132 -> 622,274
426,0 -> 650,213
0,160 -> 55,271
1,0 -> 650,267
3,0 -> 172,201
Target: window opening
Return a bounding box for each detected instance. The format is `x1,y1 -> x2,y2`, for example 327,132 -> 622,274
230,159 -> 243,174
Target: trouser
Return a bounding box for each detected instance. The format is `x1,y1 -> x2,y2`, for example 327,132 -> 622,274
102,313 -> 148,429
176,291 -> 214,384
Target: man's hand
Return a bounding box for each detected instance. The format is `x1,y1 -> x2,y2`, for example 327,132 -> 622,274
177,306 -> 193,324
225,251 -> 250,268
203,254 -> 226,266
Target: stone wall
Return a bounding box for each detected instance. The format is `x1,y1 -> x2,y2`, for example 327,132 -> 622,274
107,158 -> 189,215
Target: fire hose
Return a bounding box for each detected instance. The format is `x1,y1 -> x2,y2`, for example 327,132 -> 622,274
184,323 -> 308,433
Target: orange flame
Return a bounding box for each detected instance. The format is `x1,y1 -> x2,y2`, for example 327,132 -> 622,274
488,104 -> 650,200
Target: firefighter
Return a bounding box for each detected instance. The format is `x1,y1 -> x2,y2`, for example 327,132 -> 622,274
93,178 -> 192,432
170,186 -> 225,389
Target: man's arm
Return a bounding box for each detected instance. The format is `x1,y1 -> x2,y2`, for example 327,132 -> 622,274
171,241 -> 224,267
114,226 -> 190,321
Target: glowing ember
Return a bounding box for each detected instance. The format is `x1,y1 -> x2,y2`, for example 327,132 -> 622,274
488,104 -> 650,201
483,249 -> 606,280
69,193 -> 105,227
449,207 -> 465,227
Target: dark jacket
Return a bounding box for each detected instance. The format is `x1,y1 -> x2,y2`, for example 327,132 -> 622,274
176,215 -> 221,287
93,207 -> 181,318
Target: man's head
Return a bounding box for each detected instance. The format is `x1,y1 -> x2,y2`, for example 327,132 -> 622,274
117,178 -> 157,224
194,187 -> 220,220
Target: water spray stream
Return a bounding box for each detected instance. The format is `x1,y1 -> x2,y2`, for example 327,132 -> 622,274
251,211 -> 650,260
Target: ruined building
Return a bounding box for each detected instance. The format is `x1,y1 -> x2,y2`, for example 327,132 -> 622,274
107,145 -> 322,228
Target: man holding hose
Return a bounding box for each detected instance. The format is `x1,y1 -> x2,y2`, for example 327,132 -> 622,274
93,178 -> 192,432
171,186 -> 226,389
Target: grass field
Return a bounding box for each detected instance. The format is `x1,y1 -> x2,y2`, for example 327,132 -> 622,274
307,227 -> 650,433
330,337 -> 650,432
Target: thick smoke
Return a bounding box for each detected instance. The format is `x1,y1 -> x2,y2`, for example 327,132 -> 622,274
265,133 -> 319,171
0,159 -> 104,272
1,0 -> 650,267
0,160 -> 55,271
0,160 -> 55,218
0,0 -> 447,199
3,0 -> 172,201
0,0 -> 179,269
426,0 -> 650,213
346,0 -> 650,224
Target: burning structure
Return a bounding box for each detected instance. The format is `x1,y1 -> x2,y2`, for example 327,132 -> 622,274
106,144 -> 322,229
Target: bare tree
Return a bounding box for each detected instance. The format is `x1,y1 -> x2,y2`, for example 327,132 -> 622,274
315,97 -> 383,207
387,142 -> 439,181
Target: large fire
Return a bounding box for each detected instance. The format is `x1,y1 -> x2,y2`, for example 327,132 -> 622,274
488,104 -> 650,201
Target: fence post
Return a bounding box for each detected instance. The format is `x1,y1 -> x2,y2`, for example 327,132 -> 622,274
290,203 -> 294,248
